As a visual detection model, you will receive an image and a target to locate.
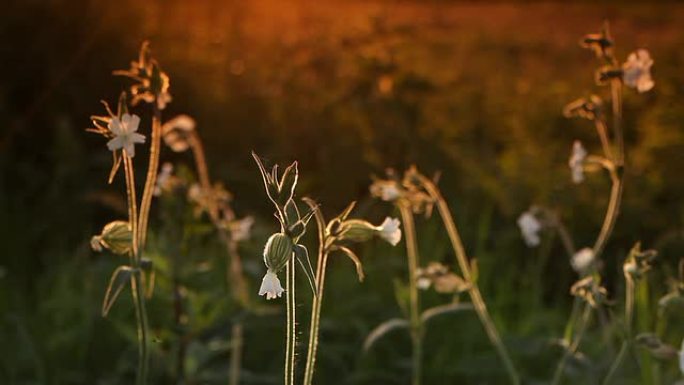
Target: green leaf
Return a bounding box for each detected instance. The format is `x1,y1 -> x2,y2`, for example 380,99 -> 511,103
294,244 -> 317,296
363,318 -> 409,352
101,266 -> 133,317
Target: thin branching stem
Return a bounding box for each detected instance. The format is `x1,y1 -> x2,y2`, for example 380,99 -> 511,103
417,175 -> 520,385
189,134 -> 248,385
398,202 -> 423,385
553,58 -> 625,385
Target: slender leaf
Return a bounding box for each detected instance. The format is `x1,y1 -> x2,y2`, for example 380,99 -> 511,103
101,266 -> 133,317
363,318 -> 409,352
420,302 -> 473,323
294,244 -> 317,296
334,245 -> 365,282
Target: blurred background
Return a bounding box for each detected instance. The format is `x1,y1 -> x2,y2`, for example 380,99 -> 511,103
1,1 -> 684,384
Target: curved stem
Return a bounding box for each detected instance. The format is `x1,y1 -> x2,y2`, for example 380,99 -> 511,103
398,202 -> 423,385
418,175 -> 520,385
610,79 -> 624,167
285,259 -> 296,385
138,104 -> 162,250
594,119 -> 613,161
592,171 -> 623,259
551,304 -> 592,385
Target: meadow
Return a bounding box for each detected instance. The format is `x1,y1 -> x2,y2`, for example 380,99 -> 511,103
1,1 -> 684,384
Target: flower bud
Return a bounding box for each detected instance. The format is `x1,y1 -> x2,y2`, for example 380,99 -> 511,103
91,221 -> 133,255
263,233 -> 294,273
337,219 -> 377,243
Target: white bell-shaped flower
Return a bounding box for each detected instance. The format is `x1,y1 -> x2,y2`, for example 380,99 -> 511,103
258,270 -> 285,300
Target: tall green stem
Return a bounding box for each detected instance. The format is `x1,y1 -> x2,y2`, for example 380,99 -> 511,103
124,156 -> 149,385
602,276 -> 634,385
229,323 -> 244,385
398,203 -> 423,385
551,304 -> 592,385
418,175 -> 520,385
285,259 -> 296,385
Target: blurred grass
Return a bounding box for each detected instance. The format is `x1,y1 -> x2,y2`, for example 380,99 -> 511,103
1,1 -> 684,384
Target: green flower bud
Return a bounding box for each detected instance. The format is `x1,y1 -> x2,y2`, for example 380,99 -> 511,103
91,221 -> 133,255
263,233 -> 294,273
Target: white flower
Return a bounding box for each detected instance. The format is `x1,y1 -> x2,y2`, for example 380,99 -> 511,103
623,49 -> 654,93
154,162 -> 174,196
230,216 -> 254,242
568,140 -> 587,184
517,211 -> 542,247
571,248 -> 594,274
106,113 -> 145,157
258,270 -> 284,300
377,217 -> 402,246
370,181 -> 402,201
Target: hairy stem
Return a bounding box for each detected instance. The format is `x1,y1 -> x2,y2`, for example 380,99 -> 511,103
285,259 -> 296,385
138,104 -> 162,249
303,202 -> 327,385
418,175 -> 520,385
399,202 -> 423,385
303,252 -> 329,385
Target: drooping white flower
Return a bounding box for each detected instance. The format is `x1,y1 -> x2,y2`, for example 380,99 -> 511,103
162,114 -> 196,152
571,248 -> 594,274
259,270 -> 285,300
517,211 -> 542,247
107,113 -> 145,157
370,180 -> 402,201
377,217 -> 402,246
568,140 -> 587,184
623,49 -> 654,93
